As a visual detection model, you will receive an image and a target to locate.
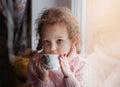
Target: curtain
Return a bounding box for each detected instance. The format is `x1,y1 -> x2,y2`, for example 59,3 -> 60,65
0,0 -> 31,86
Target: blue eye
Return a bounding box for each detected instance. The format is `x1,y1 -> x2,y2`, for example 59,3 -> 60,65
57,39 -> 64,44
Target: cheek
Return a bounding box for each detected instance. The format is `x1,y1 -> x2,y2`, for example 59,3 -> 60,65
59,43 -> 71,54
42,46 -> 50,53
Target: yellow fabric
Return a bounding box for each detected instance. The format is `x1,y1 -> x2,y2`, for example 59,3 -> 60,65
10,56 -> 29,87
11,56 -> 29,78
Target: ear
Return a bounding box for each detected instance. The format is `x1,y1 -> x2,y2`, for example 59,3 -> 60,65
71,34 -> 79,45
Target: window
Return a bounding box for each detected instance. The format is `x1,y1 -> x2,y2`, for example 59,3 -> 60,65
71,0 -> 86,57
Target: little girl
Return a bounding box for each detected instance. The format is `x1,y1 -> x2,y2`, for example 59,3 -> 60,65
27,7 -> 86,87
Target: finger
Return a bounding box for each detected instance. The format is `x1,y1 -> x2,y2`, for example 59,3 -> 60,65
59,57 -> 69,67
32,52 -> 41,63
35,58 -> 44,74
63,54 -> 69,62
38,65 -> 44,73
38,57 -> 46,72
63,54 -> 67,57
32,57 -> 38,66
59,57 -> 65,70
35,59 -> 40,70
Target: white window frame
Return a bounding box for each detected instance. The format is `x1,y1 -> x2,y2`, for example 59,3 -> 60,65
71,0 -> 86,57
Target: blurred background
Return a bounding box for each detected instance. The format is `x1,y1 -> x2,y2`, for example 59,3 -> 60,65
85,0 -> 120,87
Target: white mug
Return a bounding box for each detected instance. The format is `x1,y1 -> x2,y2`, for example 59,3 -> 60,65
41,54 -> 60,70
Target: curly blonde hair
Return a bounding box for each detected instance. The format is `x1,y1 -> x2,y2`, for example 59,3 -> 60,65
35,7 -> 81,53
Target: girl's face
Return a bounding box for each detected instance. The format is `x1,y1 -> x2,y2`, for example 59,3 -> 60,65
41,23 -> 72,55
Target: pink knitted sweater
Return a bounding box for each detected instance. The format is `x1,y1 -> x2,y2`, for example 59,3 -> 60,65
27,50 -> 86,87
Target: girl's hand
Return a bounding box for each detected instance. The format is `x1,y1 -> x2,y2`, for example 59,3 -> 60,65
32,52 -> 49,82
59,45 -> 76,78
59,54 -> 73,78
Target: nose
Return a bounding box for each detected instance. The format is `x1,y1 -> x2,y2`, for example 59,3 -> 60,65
50,43 -> 57,53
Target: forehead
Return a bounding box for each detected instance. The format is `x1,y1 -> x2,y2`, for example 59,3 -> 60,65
41,23 -> 69,39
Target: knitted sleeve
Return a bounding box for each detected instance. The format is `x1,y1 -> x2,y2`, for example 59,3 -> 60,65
26,58 -> 55,87
64,55 -> 86,87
